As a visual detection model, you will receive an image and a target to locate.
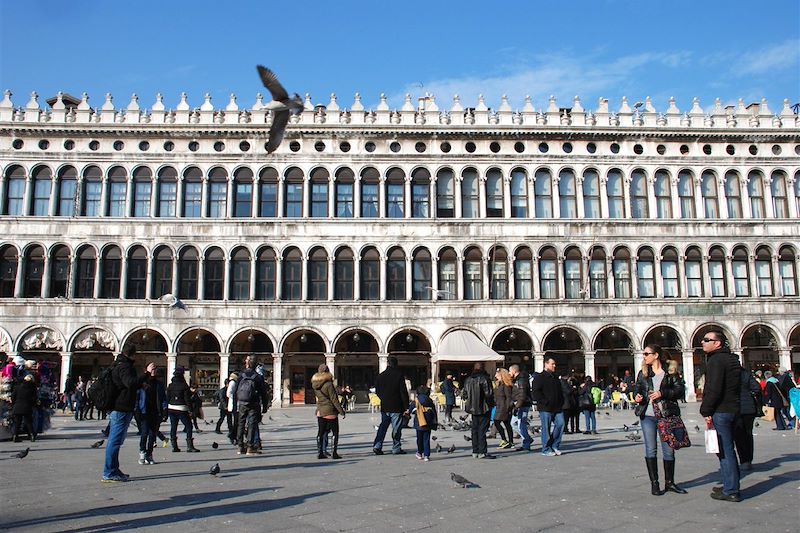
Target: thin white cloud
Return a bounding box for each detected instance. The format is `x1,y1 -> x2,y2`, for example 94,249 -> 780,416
736,39 -> 800,75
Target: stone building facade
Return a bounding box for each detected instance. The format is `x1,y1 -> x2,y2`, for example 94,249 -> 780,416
0,88 -> 798,406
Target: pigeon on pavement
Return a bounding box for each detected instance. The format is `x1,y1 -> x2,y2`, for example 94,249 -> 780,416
15,447 -> 30,459
623,424 -> 630,432
435,443 -> 442,453
631,420 -> 640,426
90,439 -> 105,448
694,425 -> 701,432
450,472 -> 474,488
212,442 -> 219,449
431,436 -> 437,441
256,65 -> 305,153
209,463 -> 220,476
447,444 -> 456,454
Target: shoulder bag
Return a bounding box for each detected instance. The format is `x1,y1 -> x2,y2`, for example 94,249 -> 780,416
653,401 -> 691,450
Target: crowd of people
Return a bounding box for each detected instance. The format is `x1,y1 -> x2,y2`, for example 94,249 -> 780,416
0,356 -> 56,441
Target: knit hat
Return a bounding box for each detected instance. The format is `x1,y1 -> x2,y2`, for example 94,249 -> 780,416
174,366 -> 185,376
318,364 -> 329,373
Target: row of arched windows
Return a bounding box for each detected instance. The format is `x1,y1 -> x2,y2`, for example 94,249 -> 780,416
2,242 -> 797,301
2,163 -> 799,220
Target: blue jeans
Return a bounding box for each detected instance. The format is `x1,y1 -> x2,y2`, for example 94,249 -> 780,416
712,412 -> 740,495
373,412 -> 404,453
641,415 -> 674,460
512,407 -> 533,449
582,410 -> 597,432
416,429 -> 431,457
539,411 -> 565,453
104,411 -> 134,478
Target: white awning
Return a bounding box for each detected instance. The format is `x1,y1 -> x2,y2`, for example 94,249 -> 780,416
434,330 -> 504,362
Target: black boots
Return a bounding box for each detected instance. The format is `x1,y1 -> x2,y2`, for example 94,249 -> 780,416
186,438 -> 199,453
663,460 -> 688,494
331,433 -> 341,459
171,438 -> 181,452
645,458 -> 663,495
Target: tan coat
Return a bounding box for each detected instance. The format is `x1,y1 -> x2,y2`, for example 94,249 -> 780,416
311,372 -> 344,417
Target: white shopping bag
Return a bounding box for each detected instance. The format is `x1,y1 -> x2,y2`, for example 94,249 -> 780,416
705,428 -> 719,454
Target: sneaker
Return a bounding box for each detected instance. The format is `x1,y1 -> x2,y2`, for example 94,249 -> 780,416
237,447 -> 246,455
116,472 -> 130,480
138,452 -> 147,465
101,475 -> 128,483
710,491 -> 742,502
541,450 -> 556,457
478,453 -> 497,459
498,439 -> 508,448
515,446 -> 531,452
423,456 -> 430,462
372,448 -> 384,455
711,486 -> 723,494
553,448 -> 563,456
146,455 -> 156,465
472,453 -> 479,458
503,442 -> 515,449
392,450 -> 407,455
246,448 -> 262,455
415,453 -> 423,460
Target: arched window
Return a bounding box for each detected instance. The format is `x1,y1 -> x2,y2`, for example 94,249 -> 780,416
677,170 -> 695,218
258,167 -> 279,217
3,165 -> 26,216
438,247 -> 457,300
281,247 -> 302,300
558,169 -> 577,218
534,169 -> 552,218
386,168 -> 405,218
732,246 -> 750,296
0,245 -> 19,297
310,167 -> 329,218
637,247 -> 655,298
56,166 -> 78,217
538,246 -> 557,299
612,247 -> 631,298
157,166 -> 177,217
132,167 -> 152,217
589,246 -> 607,298
701,171 -> 719,218
654,170 -> 672,219
685,247 -> 703,297
204,247 -> 225,300
411,168 -> 430,218
75,245 -> 96,298
489,246 -> 508,299
795,171 -> 800,216
100,246 -> 122,298
563,247 -> 582,299
182,167 -> 203,218
485,168 -> 503,218
724,171 -> 743,218
513,247 -> 533,299
748,171 -> 765,218
308,247 -> 328,300
255,247 -> 276,300
126,245 -> 147,299
607,169 -> 625,218
386,247 -> 406,300
661,247 -> 679,297
23,245 -> 45,297
778,245 -> 797,296
229,247 -> 251,300
708,246 -> 727,297
107,166 -> 128,217
510,168 -> 528,218
461,168 -> 479,218
284,167 -> 304,218
207,167 -> 228,218
360,247 -> 380,300
771,171 -> 789,218
335,168 -> 355,218
412,248 -> 432,300
233,167 -> 254,218
48,244 -> 70,297
436,168 -> 455,218
360,168 -> 379,218
755,246 -> 773,296
464,246 -> 483,300
151,246 -> 173,299
82,165 -> 103,217
334,247 -> 354,300
31,166 -> 52,216
583,169 -> 600,218
630,170 -> 648,219
178,247 -> 199,299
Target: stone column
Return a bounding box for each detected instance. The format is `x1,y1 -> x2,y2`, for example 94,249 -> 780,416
325,352 -> 336,382
533,351 -> 544,373
59,352 -> 72,392
430,357 -> 438,389
778,348 -> 791,373
166,352 -> 177,379
272,352 -> 283,408
378,352 -> 388,373
219,352 -> 230,386
584,350 -> 596,381
682,349 -> 697,402
633,350 -> 644,378
404,176 -> 412,219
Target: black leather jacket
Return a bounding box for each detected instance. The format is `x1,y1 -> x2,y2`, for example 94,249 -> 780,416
635,370 -> 684,418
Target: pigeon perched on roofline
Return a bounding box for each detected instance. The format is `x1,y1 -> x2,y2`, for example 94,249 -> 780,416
256,65 -> 304,154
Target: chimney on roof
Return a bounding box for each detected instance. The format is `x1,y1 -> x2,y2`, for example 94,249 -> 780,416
46,93 -> 81,109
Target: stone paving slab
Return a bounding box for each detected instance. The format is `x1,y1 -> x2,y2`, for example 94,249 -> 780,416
1,403 -> 798,532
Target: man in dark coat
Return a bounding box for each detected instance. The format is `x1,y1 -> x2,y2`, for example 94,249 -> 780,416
236,355 -> 270,455
510,364 -> 533,451
104,346 -> 153,482
462,362 -> 495,459
699,330 -> 742,502
372,356 -> 409,455
531,356 -> 565,457
440,372 -> 457,422
11,374 -> 38,442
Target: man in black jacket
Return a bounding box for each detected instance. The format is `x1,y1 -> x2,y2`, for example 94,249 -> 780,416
510,364 -> 533,451
372,357 -> 409,455
462,362 -> 495,458
236,355 -> 270,455
103,346 -> 153,482
699,330 -> 742,502
531,357 -> 565,457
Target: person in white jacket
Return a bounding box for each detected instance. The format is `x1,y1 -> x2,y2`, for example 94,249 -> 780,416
226,373 -> 238,445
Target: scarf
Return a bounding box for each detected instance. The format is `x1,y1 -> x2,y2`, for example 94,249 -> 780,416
415,398 -> 432,427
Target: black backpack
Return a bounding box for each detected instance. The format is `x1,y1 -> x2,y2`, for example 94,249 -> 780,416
236,372 -> 259,404
88,365 -> 118,411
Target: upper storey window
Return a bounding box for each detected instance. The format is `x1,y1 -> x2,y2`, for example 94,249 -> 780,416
310,167 -> 330,218
157,167 -> 178,218
534,169 -> 552,218
436,169 -> 455,218
335,168 -> 355,218
3,165 -> 26,216
82,166 -> 103,217
770,171 -> 789,218
259,167 -> 278,218
486,168 -> 504,218
583,169 -> 600,218
361,168 -> 379,218
385,168 -> 405,219
725,171 -> 743,219
411,168 -> 430,218
107,166 -> 128,217
654,170 -> 672,219
233,167 -> 254,218
510,168 -> 528,218
461,169 -> 479,218
31,166 -> 52,216
606,169 -> 625,219
183,167 -> 203,218
701,171 -> 719,219
677,170 -> 695,219
284,167 -> 304,218
132,167 -> 152,218
748,171 -> 765,218
207,167 -> 228,218
630,170 -> 648,219
57,166 -> 78,217
559,169 -> 577,219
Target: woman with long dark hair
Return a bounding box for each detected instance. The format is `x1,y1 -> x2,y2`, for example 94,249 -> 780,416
634,344 -> 687,496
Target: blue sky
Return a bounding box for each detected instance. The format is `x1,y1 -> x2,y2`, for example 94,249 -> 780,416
1,0 -> 798,114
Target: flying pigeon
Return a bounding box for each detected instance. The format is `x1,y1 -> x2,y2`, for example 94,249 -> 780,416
431,436 -> 437,441
435,443 -> 442,453
161,293 -> 187,311
450,472 -> 474,488
209,463 -> 220,476
212,442 -> 219,449
447,444 -> 456,454
463,435 -> 472,442
256,65 -> 305,153
90,439 -> 105,449
15,447 -> 30,459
